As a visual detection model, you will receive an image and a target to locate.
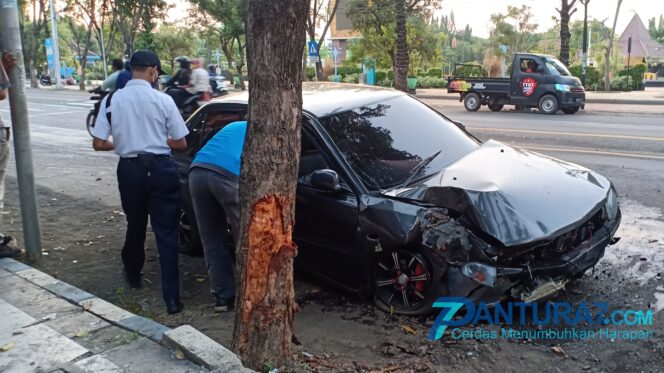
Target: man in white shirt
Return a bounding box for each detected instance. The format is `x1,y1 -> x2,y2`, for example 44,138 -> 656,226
91,50 -> 189,314
186,58 -> 210,95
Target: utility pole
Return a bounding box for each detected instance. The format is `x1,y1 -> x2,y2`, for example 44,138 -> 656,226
580,0 -> 590,86
48,0 -> 63,89
0,0 -> 43,262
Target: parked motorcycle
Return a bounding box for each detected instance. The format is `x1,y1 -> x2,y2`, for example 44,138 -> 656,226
39,75 -> 52,86
86,87 -> 109,137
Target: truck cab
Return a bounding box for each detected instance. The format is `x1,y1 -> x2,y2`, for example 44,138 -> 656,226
448,53 -> 585,114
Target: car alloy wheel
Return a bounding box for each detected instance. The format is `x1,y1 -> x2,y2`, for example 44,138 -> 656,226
464,92 -> 481,111
374,250 -> 431,311
538,94 -> 559,114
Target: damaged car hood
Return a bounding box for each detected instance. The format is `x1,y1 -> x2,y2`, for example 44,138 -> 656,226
383,140 -> 612,247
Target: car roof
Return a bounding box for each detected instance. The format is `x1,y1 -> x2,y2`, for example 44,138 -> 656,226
209,82 -> 405,118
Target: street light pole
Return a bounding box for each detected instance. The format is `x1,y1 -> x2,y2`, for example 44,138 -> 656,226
0,1 -> 43,262
48,0 -> 63,89
580,0 -> 590,86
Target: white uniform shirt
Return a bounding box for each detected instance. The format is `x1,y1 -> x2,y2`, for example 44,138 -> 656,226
92,79 -> 189,158
187,68 -> 210,94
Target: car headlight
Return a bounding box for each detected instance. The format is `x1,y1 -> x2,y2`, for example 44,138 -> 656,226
555,84 -> 572,92
605,188 -> 619,221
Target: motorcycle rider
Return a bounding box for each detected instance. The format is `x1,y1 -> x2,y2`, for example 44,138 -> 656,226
101,59 -> 124,91
187,58 -> 210,99
165,57 -> 193,108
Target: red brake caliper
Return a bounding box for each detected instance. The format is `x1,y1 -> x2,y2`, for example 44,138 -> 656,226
414,263 -> 426,292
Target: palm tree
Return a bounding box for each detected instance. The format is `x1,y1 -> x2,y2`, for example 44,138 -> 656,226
557,0 -> 578,66
394,0 -> 409,92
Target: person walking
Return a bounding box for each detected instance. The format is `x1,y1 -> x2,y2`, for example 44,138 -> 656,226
90,50 -> 189,314
0,51 -> 20,259
188,119 -> 247,312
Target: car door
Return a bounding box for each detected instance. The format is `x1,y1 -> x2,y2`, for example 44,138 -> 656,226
294,122 -> 362,286
510,56 -> 546,106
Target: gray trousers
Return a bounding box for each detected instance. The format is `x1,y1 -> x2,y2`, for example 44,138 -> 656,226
0,131 -> 10,229
188,167 -> 239,300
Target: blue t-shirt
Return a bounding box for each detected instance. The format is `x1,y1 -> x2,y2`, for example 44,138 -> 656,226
193,121 -> 247,176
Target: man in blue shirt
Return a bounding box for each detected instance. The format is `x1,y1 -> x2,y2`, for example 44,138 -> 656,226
188,120 -> 246,312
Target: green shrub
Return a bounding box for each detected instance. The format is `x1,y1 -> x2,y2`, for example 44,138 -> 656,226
610,76 -> 630,91
387,70 -> 395,80
342,73 -> 359,84
416,68 -> 426,76
569,65 -> 600,88
337,66 -> 361,77
375,70 -> 387,83
617,63 -> 647,89
305,66 -> 316,81
378,79 -> 393,87
426,68 -> 442,78
416,76 -> 446,88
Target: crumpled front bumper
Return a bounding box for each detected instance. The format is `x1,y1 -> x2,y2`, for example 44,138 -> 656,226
448,208 -> 621,303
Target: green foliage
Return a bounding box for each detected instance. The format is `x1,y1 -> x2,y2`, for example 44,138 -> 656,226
337,66 -> 362,76
426,68 -> 442,78
415,76 -> 446,88
568,65 -> 600,88
647,15 -> 664,44
610,76 -> 631,91
342,73 -> 359,84
617,64 -> 647,82
153,24 -> 197,72
489,5 -> 538,57
305,66 -> 316,81
375,70 -> 387,82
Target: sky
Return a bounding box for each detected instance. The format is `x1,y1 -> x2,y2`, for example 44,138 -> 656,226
436,0 -> 664,38
165,0 -> 664,39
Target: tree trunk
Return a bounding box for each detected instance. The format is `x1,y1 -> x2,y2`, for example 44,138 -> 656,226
394,0 -> 409,92
221,40 -> 235,83
232,0 -> 308,370
79,22 -> 94,91
557,0 -> 577,66
604,0 -> 622,91
235,36 -> 247,90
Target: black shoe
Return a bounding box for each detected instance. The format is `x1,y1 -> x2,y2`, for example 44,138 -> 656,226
166,300 -> 184,314
214,297 -> 235,313
122,268 -> 142,289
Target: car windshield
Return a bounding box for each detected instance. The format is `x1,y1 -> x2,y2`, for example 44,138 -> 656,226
545,58 -> 571,76
318,96 -> 479,190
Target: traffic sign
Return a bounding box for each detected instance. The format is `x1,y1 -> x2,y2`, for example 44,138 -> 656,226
45,38 -> 55,69
308,41 -> 319,57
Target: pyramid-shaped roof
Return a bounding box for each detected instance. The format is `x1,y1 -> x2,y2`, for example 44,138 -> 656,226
619,14 -> 664,61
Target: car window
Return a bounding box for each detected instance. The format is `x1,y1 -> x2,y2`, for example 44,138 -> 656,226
318,96 -> 479,190
544,58 -> 571,76
520,58 -> 539,74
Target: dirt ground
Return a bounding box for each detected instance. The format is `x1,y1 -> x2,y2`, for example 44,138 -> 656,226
4,177 -> 663,373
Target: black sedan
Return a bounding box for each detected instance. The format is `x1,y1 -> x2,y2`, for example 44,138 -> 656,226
174,83 -> 621,315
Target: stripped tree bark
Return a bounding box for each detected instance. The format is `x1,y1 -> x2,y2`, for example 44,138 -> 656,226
232,0 -> 308,369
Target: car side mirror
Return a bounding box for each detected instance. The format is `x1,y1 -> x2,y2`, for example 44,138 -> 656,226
311,169 -> 342,192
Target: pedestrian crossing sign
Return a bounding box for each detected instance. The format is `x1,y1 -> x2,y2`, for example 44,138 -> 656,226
308,41 -> 318,57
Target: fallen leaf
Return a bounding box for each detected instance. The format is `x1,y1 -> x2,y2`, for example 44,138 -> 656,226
174,349 -> 185,360
551,346 -> 566,356
0,343 -> 15,352
401,325 -> 417,335
195,277 -> 206,283
75,330 -> 89,338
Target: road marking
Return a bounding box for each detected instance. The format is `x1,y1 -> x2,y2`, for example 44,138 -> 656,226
468,126 -> 664,142
523,145 -> 664,160
29,110 -> 84,118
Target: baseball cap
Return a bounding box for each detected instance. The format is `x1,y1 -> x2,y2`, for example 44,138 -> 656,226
130,50 -> 166,75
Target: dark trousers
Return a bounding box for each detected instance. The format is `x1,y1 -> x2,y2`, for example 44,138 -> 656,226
117,155 -> 180,302
188,167 -> 239,301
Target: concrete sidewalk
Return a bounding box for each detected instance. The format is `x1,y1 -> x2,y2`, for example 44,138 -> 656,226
415,87 -> 664,106
0,258 -> 253,373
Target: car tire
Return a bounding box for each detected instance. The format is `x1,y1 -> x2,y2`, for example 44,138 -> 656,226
373,248 -> 446,316
538,94 -> 559,114
86,112 -> 96,137
463,92 -> 481,112
561,106 -> 580,114
178,209 -> 203,256
488,103 -> 504,112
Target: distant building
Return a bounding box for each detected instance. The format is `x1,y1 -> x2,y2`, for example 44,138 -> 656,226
329,0 -> 361,62
619,14 -> 664,65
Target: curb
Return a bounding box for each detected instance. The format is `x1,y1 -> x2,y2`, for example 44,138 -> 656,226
415,93 -> 664,106
0,257 -> 253,372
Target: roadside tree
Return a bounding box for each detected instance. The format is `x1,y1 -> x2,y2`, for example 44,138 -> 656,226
232,0 -> 307,369
556,0 -> 577,66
